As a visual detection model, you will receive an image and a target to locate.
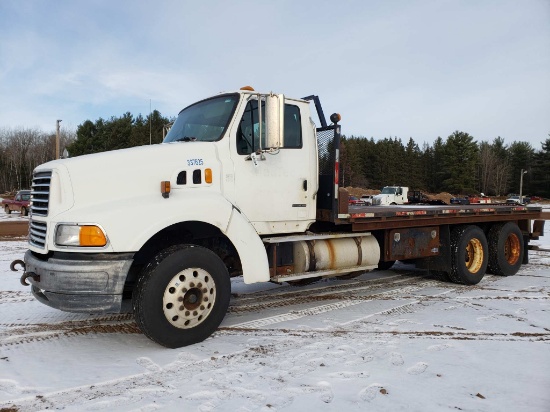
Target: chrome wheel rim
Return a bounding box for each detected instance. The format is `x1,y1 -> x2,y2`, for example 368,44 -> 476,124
163,267 -> 216,329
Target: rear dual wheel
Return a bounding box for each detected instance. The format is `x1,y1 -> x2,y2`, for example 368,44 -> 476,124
133,245 -> 230,348
448,225 -> 488,285
487,222 -> 523,276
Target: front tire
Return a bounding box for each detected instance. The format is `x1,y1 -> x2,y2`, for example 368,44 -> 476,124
487,222 -> 523,276
132,245 -> 231,348
21,207 -> 27,216
448,225 -> 488,285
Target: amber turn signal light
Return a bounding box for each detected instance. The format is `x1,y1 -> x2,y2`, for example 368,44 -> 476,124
205,168 -> 212,184
79,226 -> 107,247
161,181 -> 171,198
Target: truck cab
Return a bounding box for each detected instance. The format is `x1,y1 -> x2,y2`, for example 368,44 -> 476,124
371,186 -> 409,205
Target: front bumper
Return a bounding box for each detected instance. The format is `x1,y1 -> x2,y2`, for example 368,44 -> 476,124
24,250 -> 133,313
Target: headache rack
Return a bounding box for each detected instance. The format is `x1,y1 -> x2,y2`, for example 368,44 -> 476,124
302,95 -> 342,223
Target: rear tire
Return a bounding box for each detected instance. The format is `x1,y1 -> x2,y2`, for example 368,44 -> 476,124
487,222 -> 523,276
448,225 -> 488,285
5,205 -> 11,214
132,245 -> 230,348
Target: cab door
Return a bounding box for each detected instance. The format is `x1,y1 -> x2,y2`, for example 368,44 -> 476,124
229,97 -> 316,235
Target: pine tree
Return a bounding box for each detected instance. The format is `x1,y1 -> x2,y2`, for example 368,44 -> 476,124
530,138 -> 550,198
442,131 -> 479,194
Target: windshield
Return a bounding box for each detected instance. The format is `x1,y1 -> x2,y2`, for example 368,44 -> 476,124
164,94 -> 239,143
381,187 -> 397,194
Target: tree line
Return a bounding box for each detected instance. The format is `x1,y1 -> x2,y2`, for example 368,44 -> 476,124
0,127 -> 75,194
1,110 -> 549,199
340,132 -> 550,198
0,111 -> 171,194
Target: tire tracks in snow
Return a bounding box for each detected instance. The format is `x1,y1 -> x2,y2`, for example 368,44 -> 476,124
0,269 -> 534,347
215,327 -> 550,342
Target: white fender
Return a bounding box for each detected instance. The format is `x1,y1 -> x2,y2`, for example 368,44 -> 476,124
45,190 -> 270,283
225,207 -> 270,283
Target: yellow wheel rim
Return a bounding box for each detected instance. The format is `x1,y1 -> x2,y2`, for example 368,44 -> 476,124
504,233 -> 521,265
465,238 -> 484,274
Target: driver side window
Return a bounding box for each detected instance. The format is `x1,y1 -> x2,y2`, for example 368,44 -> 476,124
237,100 -> 265,155
237,100 -> 302,155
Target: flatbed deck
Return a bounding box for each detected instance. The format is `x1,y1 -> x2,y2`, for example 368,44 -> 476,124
339,204 -> 545,231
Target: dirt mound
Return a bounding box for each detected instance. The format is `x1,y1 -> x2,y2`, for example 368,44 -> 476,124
0,221 -> 28,239
343,187 -> 381,197
425,192 -> 453,205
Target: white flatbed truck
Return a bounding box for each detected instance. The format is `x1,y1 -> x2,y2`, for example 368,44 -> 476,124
15,87 -> 548,348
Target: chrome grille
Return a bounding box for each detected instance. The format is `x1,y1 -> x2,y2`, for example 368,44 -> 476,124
31,171 -> 52,217
29,220 -> 48,248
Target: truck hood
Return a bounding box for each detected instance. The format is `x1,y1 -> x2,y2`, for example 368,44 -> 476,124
35,142 -> 222,218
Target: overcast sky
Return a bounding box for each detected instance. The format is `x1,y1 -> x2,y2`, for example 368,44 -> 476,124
1,0 -> 548,148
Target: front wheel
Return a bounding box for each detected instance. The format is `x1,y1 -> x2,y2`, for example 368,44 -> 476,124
132,245 -> 231,348
448,225 -> 488,285
21,207 -> 28,216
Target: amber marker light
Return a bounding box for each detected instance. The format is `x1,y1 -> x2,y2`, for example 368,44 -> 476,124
240,86 -> 255,91
205,168 -> 213,184
161,181 -> 171,198
79,226 -> 107,247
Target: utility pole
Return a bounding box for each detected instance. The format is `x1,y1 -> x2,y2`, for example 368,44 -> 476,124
519,169 -> 527,204
56,119 -> 62,159
149,99 -> 152,145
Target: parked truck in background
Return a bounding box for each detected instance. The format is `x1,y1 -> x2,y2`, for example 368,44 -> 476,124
371,186 -> 409,205
2,190 -> 31,216
14,87 -> 547,348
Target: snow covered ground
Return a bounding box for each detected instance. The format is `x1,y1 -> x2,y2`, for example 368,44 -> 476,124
0,217 -> 549,411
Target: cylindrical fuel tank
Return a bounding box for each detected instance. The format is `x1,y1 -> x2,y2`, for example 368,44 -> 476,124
293,235 -> 380,273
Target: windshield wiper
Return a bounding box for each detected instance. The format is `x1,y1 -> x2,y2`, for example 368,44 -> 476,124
174,136 -> 197,142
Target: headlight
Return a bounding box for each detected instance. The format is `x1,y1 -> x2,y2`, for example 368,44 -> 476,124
55,224 -> 107,247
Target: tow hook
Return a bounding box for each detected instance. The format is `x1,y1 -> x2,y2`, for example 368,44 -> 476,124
20,272 -> 40,286
10,259 -> 25,272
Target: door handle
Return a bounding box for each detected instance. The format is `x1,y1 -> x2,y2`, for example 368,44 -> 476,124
303,180 -> 308,191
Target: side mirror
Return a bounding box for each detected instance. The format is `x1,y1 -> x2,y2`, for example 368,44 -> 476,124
265,93 -> 284,149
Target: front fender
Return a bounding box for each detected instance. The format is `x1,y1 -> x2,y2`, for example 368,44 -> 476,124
46,191 -> 234,253
225,208 -> 270,283
45,192 -> 270,284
